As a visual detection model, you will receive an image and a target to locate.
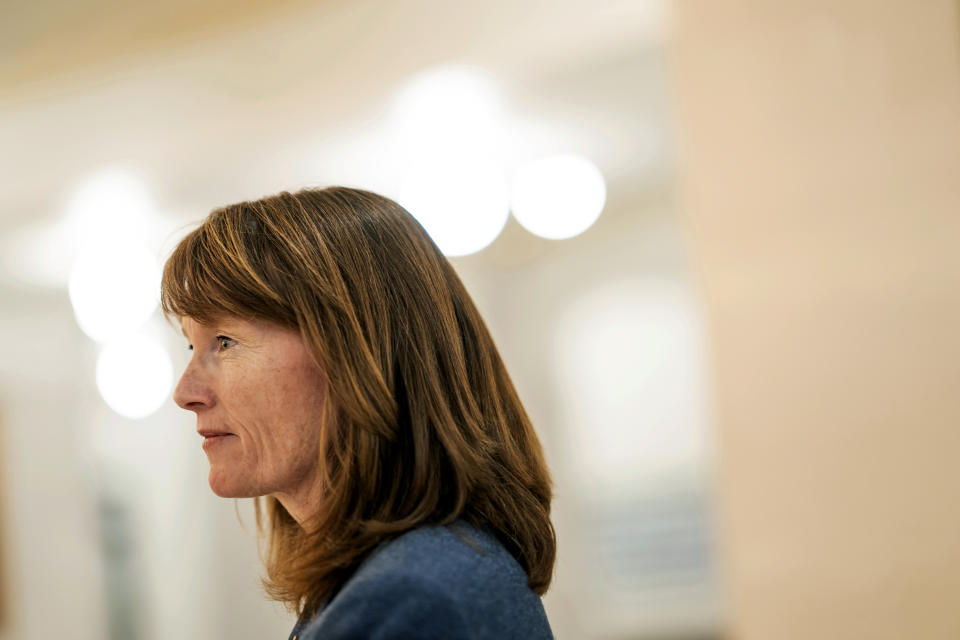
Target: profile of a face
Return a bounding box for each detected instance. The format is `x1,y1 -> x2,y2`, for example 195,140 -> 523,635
174,315 -> 328,519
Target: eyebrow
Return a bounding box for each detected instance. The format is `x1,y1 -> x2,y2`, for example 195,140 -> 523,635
180,316 -> 237,339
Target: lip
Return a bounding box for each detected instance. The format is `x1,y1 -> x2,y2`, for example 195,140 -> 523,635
198,429 -> 234,438
201,433 -> 237,451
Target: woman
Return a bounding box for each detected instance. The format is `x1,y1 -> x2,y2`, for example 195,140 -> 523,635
163,186 -> 556,639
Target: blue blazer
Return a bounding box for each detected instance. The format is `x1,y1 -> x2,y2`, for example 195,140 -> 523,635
288,519 -> 554,639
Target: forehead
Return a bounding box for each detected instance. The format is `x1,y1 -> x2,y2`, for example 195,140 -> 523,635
179,313 -> 238,334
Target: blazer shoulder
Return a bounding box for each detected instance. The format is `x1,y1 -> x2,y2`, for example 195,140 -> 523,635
300,569 -> 470,640
296,521 -> 554,640
358,520 -> 506,580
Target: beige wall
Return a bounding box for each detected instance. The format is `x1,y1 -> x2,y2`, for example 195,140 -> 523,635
672,1 -> 960,638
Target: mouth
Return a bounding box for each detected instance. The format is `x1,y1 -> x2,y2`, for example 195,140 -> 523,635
198,429 -> 235,438
200,433 -> 237,450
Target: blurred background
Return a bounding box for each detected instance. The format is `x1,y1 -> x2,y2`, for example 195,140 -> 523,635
0,1 -> 958,639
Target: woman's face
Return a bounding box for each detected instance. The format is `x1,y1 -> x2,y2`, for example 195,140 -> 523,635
173,314 -> 329,511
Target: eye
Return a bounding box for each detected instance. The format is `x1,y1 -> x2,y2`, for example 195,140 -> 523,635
184,337 -> 233,352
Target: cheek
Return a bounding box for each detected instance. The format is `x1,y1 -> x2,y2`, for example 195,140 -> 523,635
219,373 -> 276,450
232,378 -> 311,446
271,380 -> 327,467
220,357 -> 326,474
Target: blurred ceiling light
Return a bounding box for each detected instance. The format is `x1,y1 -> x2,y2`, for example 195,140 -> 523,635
96,335 -> 173,420
61,166 -> 163,342
69,242 -> 161,343
510,153 -> 607,240
398,158 -> 510,257
388,64 -> 507,162
0,166 -> 168,290
64,166 -> 156,249
388,64 -> 511,256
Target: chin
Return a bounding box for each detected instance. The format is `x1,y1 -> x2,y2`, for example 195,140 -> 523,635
208,468 -> 257,498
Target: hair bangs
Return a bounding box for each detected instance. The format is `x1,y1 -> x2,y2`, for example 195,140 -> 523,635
160,206 -> 295,328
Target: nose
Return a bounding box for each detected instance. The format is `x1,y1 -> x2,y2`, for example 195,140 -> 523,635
173,362 -> 214,412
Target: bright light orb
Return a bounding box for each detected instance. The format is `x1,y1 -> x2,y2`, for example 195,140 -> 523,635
510,154 -> 607,240
96,337 -> 174,420
69,242 -> 161,343
65,166 -> 156,249
398,159 -> 510,257
388,64 -> 505,161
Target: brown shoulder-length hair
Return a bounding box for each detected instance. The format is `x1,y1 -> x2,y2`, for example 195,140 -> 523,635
160,186 -> 555,620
